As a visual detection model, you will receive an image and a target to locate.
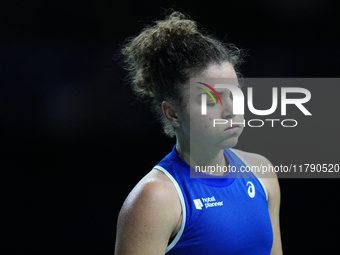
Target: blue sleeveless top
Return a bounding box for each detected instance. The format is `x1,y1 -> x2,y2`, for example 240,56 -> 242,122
154,145 -> 273,255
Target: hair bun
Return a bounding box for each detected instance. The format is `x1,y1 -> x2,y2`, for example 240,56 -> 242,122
143,11 -> 198,60
121,11 -> 198,98
157,11 -> 197,41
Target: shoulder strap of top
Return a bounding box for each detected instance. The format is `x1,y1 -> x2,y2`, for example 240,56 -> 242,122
153,165 -> 187,253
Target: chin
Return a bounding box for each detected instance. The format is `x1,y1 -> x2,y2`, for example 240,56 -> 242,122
220,136 -> 239,150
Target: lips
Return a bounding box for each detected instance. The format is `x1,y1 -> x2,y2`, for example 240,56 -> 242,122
224,124 -> 240,131
222,124 -> 241,135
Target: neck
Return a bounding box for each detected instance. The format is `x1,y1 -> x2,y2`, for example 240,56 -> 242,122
175,137 -> 229,176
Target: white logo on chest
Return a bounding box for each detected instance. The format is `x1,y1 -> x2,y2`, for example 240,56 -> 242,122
247,181 -> 255,198
193,199 -> 203,210
193,196 -> 224,209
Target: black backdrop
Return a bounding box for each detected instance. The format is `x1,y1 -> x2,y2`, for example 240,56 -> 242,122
2,0 -> 340,254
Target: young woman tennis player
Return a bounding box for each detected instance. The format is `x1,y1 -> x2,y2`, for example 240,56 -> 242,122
115,11 -> 282,255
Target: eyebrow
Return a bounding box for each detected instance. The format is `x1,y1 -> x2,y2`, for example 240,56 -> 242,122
197,86 -> 241,95
197,90 -> 224,97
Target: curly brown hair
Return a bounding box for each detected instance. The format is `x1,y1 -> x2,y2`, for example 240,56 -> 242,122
121,11 -> 244,137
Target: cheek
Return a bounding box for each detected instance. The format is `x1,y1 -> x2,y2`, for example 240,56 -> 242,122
183,104 -> 220,132
191,117 -> 211,135
204,118 -> 211,129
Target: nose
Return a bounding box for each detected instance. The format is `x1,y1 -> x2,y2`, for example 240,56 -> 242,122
221,92 -> 234,119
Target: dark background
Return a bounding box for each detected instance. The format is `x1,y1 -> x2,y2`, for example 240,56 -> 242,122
2,0 -> 339,254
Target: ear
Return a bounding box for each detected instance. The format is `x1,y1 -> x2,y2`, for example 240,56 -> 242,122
161,101 -> 180,126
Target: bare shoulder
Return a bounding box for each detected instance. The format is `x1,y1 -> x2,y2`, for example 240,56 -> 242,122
115,169 -> 182,254
120,169 -> 180,212
230,148 -> 280,201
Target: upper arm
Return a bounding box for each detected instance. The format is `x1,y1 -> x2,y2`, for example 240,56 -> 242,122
115,176 -> 180,255
260,157 -> 282,255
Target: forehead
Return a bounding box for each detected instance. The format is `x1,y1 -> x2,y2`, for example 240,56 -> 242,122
198,62 -> 237,79
187,62 -> 239,96
179,62 -> 239,106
